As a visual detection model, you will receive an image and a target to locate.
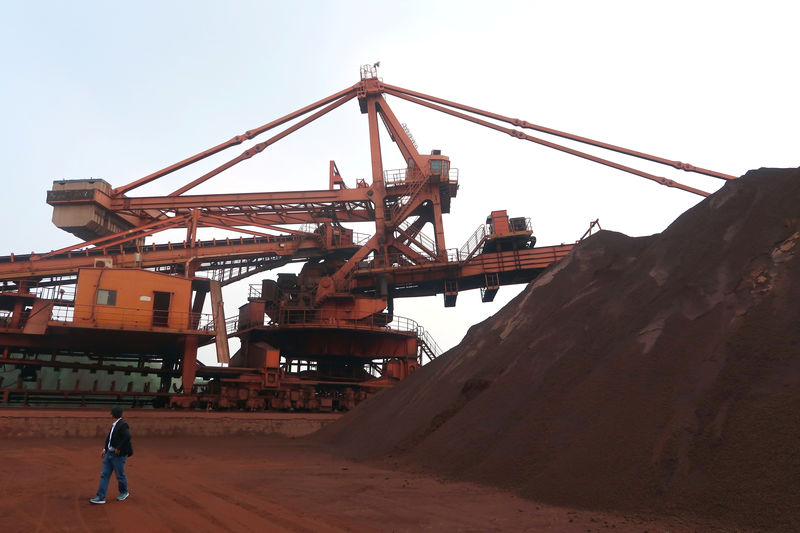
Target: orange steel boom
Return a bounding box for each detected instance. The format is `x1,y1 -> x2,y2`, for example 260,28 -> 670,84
0,65 -> 734,410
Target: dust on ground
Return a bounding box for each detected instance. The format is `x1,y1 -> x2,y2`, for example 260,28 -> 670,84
0,435 -> 696,533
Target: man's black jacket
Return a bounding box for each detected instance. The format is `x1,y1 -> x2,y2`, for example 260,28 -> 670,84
104,419 -> 134,457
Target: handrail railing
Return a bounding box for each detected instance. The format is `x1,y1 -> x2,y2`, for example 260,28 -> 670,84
458,217 -> 533,259
460,223 -> 488,257
352,231 -> 371,246
445,168 -> 459,184
225,316 -> 240,335
33,283 -> 77,302
231,309 -> 427,337
248,284 -> 262,299
446,248 -> 463,263
355,241 -> 566,272
228,309 -> 442,365
416,326 -> 442,362
45,304 -> 216,331
357,248 -> 465,270
276,310 -> 422,334
384,166 -> 424,186
401,123 -> 418,150
395,219 -> 438,260
295,223 -> 371,248
384,165 -> 459,185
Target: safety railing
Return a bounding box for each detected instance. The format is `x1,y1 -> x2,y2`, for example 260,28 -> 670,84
391,178 -> 428,222
417,326 -> 442,361
297,224 -> 371,248
445,167 -> 459,184
148,232 -> 314,254
514,217 -> 533,233
356,248 -> 468,271
48,304 -> 216,332
0,230 -> 330,264
357,241 -> 552,271
277,310 -> 419,333
401,123 -> 418,150
231,308 -> 424,335
385,167 -> 459,186
392,172 -> 459,222
360,63 -> 380,80
51,305 -> 74,322
248,284 -> 262,299
457,217 -> 532,259
227,308 -> 442,365
355,243 -> 546,271
384,166 -> 425,186
204,254 -> 287,284
460,223 -> 488,257
298,223 -> 319,234
225,316 -> 240,335
352,231 -> 371,246
446,248 -> 463,263
0,279 -> 78,306
33,283 -> 76,302
247,284 -> 302,303
383,168 -> 405,185
395,219 -> 439,260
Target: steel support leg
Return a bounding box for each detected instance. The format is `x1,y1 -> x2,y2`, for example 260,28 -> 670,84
181,336 -> 198,393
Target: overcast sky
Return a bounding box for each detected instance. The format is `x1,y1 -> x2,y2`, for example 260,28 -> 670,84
1,1 -> 798,363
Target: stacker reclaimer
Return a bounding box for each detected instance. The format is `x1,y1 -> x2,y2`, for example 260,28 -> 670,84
0,65 -> 735,409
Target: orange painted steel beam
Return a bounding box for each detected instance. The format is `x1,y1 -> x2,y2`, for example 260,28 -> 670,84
194,209 -> 373,226
389,240 -> 433,266
461,244 -> 574,275
39,213 -> 191,259
383,87 -> 712,197
113,84 -> 360,196
51,187 -> 375,212
382,83 -> 737,182
48,187 -> 375,227
350,244 -> 574,295
168,92 -> 356,196
198,213 -> 317,237
0,235 -> 335,280
374,95 -> 426,172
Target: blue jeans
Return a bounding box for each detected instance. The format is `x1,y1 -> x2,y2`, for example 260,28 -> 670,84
96,452 -> 128,500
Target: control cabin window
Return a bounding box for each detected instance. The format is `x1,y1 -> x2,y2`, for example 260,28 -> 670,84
96,289 -> 117,306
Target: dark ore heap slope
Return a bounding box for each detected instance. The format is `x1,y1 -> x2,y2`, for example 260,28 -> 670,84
317,167 -> 800,531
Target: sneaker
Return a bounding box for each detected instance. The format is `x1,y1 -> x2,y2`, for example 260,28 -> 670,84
89,497 -> 106,504
116,492 -> 130,501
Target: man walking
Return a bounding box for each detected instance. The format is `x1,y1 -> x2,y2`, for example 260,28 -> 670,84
90,406 -> 133,504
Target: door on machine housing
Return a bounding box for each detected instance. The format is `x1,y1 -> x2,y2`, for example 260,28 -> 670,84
152,291 -> 171,327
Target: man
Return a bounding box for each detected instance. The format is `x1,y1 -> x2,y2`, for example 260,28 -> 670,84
89,406 -> 133,504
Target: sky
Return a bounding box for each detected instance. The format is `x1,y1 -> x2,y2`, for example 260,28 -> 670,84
1,1 -> 798,364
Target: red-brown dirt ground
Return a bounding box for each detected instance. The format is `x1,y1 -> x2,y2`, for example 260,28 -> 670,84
0,435 -> 706,533
2,168 -> 797,532
317,167 -> 800,532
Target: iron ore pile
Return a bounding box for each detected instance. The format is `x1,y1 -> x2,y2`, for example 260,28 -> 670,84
318,167 -> 800,531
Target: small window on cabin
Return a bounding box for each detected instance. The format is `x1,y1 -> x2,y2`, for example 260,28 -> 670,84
97,289 -> 117,306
